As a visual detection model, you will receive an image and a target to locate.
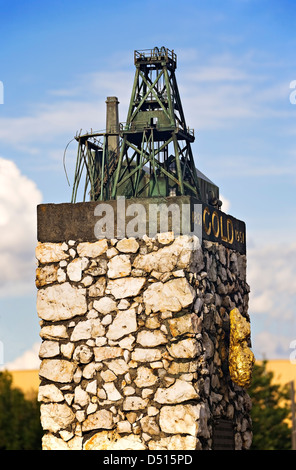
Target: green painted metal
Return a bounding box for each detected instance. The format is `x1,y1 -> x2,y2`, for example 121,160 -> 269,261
111,47 -> 201,199
69,47 -> 205,202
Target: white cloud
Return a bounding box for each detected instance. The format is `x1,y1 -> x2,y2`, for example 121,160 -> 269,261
0,158 -> 42,296
1,342 -> 40,371
248,241 -> 296,320
0,49 -> 287,155
219,194 -> 231,213
253,331 -> 292,360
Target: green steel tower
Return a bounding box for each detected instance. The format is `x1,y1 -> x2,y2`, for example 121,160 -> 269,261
111,47 -> 201,199
70,47 -> 220,205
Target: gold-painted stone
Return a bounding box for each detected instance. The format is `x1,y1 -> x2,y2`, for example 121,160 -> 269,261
229,308 -> 255,388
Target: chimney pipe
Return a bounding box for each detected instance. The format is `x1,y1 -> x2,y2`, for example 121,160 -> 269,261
106,96 -> 119,156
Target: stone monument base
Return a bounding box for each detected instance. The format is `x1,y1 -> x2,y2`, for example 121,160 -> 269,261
36,219 -> 252,450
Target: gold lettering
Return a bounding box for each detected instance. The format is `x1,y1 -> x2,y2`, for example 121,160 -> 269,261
203,206 -> 211,235
227,218 -> 234,244
220,215 -> 227,242
212,211 -> 219,238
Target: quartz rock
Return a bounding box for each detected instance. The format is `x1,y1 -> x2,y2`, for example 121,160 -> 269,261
35,242 -> 69,263
116,238 -> 139,253
137,329 -> 167,347
133,235 -> 199,273
93,297 -> 116,314
167,338 -> 200,359
159,404 -> 199,436
107,254 -> 131,278
88,277 -> 106,297
134,366 -> 158,388
73,345 -> 93,364
107,277 -> 146,299
106,308 -> 137,340
71,319 -> 105,341
83,431 -> 146,450
37,283 -> 87,321
143,277 -> 195,313
40,403 -> 75,433
77,239 -> 108,258
123,396 -> 149,410
38,384 -> 64,403
36,264 -> 58,287
39,340 -> 59,358
40,324 -> 68,340
82,409 -> 113,431
154,379 -> 199,404
131,348 -> 162,362
148,435 -> 198,450
39,359 -> 76,383
67,258 -> 82,282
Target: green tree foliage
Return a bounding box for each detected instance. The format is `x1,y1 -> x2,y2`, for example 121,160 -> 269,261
0,371 -> 42,450
248,360 -> 291,450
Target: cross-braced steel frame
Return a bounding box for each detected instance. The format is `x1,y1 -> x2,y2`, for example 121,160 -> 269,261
111,47 -> 201,199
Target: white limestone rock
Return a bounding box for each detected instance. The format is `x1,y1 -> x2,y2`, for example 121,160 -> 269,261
134,366 -> 158,388
131,348 -> 162,362
107,254 -> 131,278
103,382 -> 123,401
167,337 -> 201,359
137,329 -> 167,347
67,258 -> 82,282
42,433 -> 70,450
83,431 -> 146,450
40,403 -> 75,433
107,277 -> 146,299
94,347 -> 124,361
39,359 -> 76,383
154,379 -> 199,404
143,277 -> 195,313
73,344 -> 94,364
77,239 -> 108,258
159,404 -> 199,436
37,282 -> 87,321
133,235 -> 199,273
148,434 -> 198,450
40,324 -> 68,340
39,340 -> 59,358
35,242 -> 69,263
82,409 -> 113,432
168,313 -> 201,337
74,385 -> 90,407
38,384 -> 64,403
93,297 -> 117,314
106,308 -> 137,340
70,319 -> 105,341
36,264 -> 58,287
116,238 -> 139,253
88,277 -> 106,297
123,396 -> 149,410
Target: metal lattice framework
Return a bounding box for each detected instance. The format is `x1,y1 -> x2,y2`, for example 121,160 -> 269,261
69,47 -> 202,202
111,47 -> 201,199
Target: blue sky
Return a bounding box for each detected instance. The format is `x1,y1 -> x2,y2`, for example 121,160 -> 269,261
0,0 -> 296,368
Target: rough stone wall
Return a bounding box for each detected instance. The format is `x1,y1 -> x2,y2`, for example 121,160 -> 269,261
36,233 -> 252,450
